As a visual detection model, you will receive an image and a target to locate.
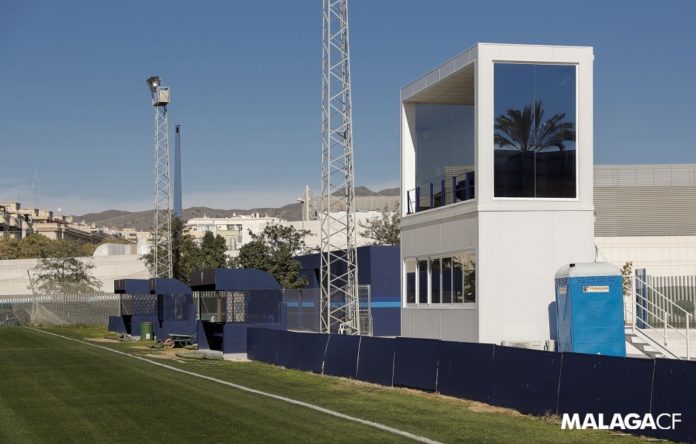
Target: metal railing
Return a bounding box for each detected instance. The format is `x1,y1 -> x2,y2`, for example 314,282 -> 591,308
648,275 -> 696,328
625,276 -> 691,360
406,171 -> 474,214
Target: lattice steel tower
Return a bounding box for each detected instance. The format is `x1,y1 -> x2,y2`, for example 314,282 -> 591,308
147,76 -> 173,278
320,0 -> 360,335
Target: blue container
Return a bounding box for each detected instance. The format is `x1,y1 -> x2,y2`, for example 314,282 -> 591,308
555,263 -> 626,357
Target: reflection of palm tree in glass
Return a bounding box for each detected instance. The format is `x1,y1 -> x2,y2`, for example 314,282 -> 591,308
495,100 -> 575,152
453,255 -> 476,303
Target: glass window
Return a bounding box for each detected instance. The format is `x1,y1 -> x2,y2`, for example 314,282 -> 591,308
405,259 -> 416,304
494,64 -> 576,198
453,256 -> 464,303
442,257 -> 452,303
463,252 -> 476,303
417,259 -> 428,304
415,104 -> 475,209
431,258 -> 441,304
408,253 -> 475,306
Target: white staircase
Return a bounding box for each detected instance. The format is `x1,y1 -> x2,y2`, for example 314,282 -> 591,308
624,276 -> 693,360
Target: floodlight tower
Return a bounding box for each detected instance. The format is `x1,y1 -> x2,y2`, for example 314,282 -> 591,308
320,0 -> 360,335
147,76 -> 173,279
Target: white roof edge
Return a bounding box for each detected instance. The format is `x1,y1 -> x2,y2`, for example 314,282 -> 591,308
400,44 -> 477,101
401,42 -> 593,101
477,42 -> 593,49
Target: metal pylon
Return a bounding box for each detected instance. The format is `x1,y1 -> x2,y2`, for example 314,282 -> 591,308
320,0 -> 359,335
151,88 -> 172,278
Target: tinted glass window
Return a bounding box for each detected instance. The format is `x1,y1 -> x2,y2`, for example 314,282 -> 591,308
418,259 -> 428,304
431,258 -> 441,303
494,64 -> 576,198
442,257 -> 452,303
405,259 -> 416,304
463,252 -> 476,303
416,104 -> 475,191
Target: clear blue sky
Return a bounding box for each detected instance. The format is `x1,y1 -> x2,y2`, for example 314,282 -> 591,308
1,1 -> 694,215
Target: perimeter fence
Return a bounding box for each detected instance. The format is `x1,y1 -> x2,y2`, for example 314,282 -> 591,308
0,293 -> 119,327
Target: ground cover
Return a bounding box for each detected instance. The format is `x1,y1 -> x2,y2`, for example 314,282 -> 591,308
0,327 -> 652,443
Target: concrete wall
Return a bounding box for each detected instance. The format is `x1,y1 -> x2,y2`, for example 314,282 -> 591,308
595,236 -> 696,277
401,307 -> 478,341
478,211 -> 595,344
0,254 -> 149,295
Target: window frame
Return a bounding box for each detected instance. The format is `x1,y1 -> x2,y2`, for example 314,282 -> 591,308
404,250 -> 477,308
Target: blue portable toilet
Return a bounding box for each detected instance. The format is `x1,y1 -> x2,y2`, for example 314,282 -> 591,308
555,262 -> 626,357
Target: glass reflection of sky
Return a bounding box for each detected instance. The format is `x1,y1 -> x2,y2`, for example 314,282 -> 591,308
494,64 -> 576,152
415,104 -> 475,187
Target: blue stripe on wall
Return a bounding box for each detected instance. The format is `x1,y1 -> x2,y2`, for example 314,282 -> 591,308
285,301 -> 400,308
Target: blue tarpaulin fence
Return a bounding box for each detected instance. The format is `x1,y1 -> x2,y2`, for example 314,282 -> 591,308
247,327 -> 696,442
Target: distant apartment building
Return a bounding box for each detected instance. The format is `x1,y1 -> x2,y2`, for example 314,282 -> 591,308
187,213 -> 281,255
0,202 -> 108,243
0,203 -> 32,239
103,227 -> 150,244
186,210 -> 392,257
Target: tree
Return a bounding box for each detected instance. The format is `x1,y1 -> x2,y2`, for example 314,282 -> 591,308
199,231 -> 228,270
171,217 -> 201,284
495,100 -> 575,152
0,233 -> 122,260
234,223 -> 310,288
359,205 -> 400,246
141,225 -> 170,278
621,261 -> 633,299
0,238 -> 21,260
234,240 -> 270,270
143,217 -> 231,283
32,242 -> 102,294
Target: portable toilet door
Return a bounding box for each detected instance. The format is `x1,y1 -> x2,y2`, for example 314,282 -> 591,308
555,262 -> 626,357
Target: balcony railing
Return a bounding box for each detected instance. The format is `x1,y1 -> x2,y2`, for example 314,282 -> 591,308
406,171 -> 475,214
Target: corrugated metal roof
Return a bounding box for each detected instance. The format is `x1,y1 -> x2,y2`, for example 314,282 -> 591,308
594,165 -> 696,237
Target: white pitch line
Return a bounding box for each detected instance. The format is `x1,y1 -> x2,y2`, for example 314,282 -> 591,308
27,328 -> 442,444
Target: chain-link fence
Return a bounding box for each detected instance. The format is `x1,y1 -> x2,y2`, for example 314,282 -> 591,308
0,284 -> 374,332
0,294 -> 119,327
118,293 -> 157,316
283,285 -> 372,334
283,288 -> 321,332
195,290 -> 283,324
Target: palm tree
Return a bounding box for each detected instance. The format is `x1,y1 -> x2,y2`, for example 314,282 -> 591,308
495,100 -> 575,152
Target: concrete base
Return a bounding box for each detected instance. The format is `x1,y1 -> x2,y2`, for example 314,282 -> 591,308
223,353 -> 249,361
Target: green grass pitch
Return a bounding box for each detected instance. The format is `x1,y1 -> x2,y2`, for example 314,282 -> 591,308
0,327 -> 648,443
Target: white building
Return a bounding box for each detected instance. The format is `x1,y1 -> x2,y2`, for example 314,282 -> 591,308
187,211 -> 389,257
593,163 -> 696,277
400,43 -> 595,344
186,213 -> 282,256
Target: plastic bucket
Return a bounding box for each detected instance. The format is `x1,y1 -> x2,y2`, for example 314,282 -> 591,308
140,321 -> 154,341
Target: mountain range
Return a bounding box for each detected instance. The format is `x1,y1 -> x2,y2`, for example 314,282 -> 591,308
74,186 -> 399,231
